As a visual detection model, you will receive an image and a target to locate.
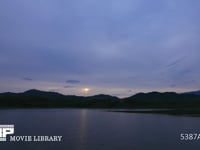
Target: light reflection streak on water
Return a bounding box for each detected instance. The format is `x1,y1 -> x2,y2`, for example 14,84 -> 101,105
78,109 -> 87,150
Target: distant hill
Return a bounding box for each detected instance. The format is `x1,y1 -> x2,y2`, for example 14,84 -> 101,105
22,89 -> 64,97
123,92 -> 200,108
183,90 -> 200,96
87,94 -> 118,101
0,90 -> 200,108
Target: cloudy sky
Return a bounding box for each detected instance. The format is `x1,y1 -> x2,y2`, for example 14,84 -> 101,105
0,0 -> 200,97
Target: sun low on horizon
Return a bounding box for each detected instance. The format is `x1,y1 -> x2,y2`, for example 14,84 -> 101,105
82,88 -> 90,93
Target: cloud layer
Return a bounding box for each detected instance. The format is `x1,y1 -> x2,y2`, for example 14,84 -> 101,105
0,0 -> 200,97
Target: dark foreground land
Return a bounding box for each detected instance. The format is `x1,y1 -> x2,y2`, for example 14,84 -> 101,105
1,89 -> 200,116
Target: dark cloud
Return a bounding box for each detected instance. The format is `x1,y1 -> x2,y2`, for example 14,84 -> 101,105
23,77 -> 33,81
64,85 -> 75,88
165,56 -> 186,68
66,80 -> 80,84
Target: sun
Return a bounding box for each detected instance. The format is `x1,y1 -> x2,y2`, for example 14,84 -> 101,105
83,88 -> 90,92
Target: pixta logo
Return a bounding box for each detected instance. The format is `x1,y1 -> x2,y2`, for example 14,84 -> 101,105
0,125 -> 14,141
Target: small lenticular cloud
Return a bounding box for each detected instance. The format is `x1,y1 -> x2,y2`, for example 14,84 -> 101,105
23,77 -> 33,81
66,80 -> 80,84
64,85 -> 75,88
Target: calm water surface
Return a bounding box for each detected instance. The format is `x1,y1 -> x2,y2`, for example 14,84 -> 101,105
0,109 -> 200,150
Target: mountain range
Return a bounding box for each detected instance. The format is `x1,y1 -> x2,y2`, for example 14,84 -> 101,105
183,90 -> 200,96
0,89 -> 200,108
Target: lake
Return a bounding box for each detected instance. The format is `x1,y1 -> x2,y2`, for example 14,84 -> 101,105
0,109 -> 200,150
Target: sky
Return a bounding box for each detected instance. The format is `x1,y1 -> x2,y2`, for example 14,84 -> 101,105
0,0 -> 200,97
